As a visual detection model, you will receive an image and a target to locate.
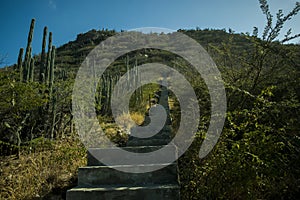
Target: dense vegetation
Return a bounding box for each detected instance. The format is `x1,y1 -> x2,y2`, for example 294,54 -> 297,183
1,0 -> 299,199
178,1 -> 300,199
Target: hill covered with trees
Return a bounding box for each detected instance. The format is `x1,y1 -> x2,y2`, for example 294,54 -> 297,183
0,0 -> 300,199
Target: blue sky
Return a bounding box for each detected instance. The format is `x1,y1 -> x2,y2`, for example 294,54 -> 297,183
0,0 -> 299,67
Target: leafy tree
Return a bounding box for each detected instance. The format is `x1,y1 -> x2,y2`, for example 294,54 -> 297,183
179,0 -> 300,199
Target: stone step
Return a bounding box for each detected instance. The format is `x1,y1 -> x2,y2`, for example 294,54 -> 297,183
126,138 -> 171,147
88,145 -> 178,166
129,126 -> 172,140
67,184 -> 180,200
78,163 -> 179,187
129,130 -> 171,140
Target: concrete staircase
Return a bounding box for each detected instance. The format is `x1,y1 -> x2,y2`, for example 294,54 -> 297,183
67,85 -> 180,200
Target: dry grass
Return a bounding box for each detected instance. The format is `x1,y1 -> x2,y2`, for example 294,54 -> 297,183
0,113 -> 145,199
0,137 -> 86,200
115,112 -> 144,133
130,112 -> 145,126
100,122 -> 128,146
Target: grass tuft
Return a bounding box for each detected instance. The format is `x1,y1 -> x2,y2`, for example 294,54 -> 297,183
0,136 -> 86,200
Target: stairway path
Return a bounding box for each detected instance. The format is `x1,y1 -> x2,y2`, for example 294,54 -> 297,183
67,85 -> 180,200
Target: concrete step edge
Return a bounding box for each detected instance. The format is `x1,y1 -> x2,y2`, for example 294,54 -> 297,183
68,184 -> 180,192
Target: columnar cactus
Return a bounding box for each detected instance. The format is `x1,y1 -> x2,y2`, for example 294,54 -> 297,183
134,58 -> 139,103
45,32 -> 53,84
25,47 -> 32,82
50,94 -> 57,139
61,70 -> 67,80
40,26 -> 48,82
49,45 -> 56,95
96,76 -> 103,112
45,45 -> 56,138
126,54 -> 130,89
17,48 -> 24,82
29,58 -> 35,82
139,65 -> 143,100
24,19 -> 35,82
105,73 -> 111,113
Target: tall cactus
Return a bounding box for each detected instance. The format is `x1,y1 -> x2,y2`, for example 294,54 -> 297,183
50,94 -> 57,139
95,78 -> 102,112
46,45 -> 56,138
17,48 -> 24,82
126,54 -> 130,89
29,58 -> 35,82
25,47 -> 32,82
45,32 -> 53,84
134,57 -> 139,104
24,19 -> 35,82
139,64 -> 143,100
61,70 -> 67,80
40,26 -> 48,82
49,45 -> 56,95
